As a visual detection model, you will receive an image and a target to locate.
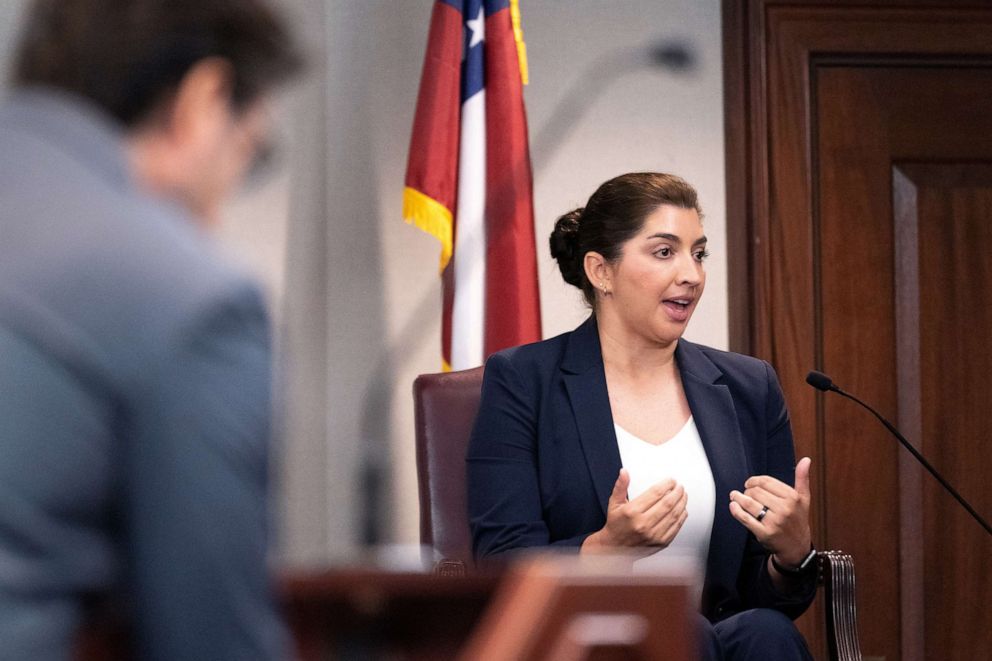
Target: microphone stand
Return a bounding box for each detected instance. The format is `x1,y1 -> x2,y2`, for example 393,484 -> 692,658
811,374 -> 992,537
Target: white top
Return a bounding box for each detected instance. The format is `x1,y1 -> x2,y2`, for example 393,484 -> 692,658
614,417 -> 716,602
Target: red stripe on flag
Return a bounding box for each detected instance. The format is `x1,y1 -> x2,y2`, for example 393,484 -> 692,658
405,2 -> 463,369
404,2 -> 463,213
483,6 -> 542,355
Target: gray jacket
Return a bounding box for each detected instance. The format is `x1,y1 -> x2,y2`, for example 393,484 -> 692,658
0,88 -> 286,660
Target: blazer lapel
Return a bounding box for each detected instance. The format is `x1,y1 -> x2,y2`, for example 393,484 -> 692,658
561,317 -> 622,517
676,340 -> 750,590
558,322 -> 754,559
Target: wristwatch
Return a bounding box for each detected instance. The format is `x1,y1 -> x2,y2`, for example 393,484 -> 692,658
771,546 -> 817,577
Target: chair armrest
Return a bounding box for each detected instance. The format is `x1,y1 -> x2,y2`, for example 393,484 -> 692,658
818,550 -> 864,661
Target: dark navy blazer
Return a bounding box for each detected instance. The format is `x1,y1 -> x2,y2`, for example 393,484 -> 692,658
467,316 -> 815,621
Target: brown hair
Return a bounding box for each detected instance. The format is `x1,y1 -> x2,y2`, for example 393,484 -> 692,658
549,172 -> 702,307
13,0 -> 303,127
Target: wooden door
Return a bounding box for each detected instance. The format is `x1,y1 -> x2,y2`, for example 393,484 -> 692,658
724,2 -> 992,659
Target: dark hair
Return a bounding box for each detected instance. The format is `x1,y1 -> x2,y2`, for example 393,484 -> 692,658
549,172 -> 702,306
13,0 -> 304,127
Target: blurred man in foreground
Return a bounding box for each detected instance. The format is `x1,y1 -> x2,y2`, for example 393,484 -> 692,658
0,1 -> 302,658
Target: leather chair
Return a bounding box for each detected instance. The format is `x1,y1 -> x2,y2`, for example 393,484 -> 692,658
414,366 -> 484,574
414,367 -> 864,661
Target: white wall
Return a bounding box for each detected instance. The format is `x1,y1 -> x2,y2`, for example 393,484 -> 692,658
524,1 -> 727,346
1,0 -> 726,562
0,1 -> 28,92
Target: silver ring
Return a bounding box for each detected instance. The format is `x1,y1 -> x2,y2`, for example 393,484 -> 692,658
756,505 -> 769,522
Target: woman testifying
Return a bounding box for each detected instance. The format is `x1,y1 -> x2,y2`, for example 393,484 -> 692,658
467,173 -> 816,659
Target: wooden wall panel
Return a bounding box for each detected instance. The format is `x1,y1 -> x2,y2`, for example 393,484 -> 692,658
816,66 -> 992,661
911,167 -> 992,661
724,3 -> 992,658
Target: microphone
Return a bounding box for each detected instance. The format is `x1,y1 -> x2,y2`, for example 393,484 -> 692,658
806,370 -> 992,537
805,370 -> 836,393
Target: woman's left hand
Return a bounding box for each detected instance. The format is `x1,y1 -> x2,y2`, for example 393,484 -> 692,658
729,457 -> 813,568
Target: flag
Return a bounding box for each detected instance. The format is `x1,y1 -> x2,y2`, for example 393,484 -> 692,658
403,0 -> 541,371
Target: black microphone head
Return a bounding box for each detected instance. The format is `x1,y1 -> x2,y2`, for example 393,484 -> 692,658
806,370 -> 834,392
647,40 -> 695,72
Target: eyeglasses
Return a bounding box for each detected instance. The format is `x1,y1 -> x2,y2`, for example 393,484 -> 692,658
244,133 -> 277,188
236,103 -> 282,191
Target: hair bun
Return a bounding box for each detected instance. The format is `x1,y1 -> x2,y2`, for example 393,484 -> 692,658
549,208 -> 585,289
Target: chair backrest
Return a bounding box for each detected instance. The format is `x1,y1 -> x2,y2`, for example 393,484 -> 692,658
413,366 -> 485,567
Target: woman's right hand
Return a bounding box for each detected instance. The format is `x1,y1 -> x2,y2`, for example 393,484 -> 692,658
581,468 -> 688,556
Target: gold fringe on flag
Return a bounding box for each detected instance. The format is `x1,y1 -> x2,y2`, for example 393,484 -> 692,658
509,0 -> 529,85
403,186 -> 453,272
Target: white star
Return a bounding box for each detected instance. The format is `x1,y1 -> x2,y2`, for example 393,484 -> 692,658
466,7 -> 485,49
